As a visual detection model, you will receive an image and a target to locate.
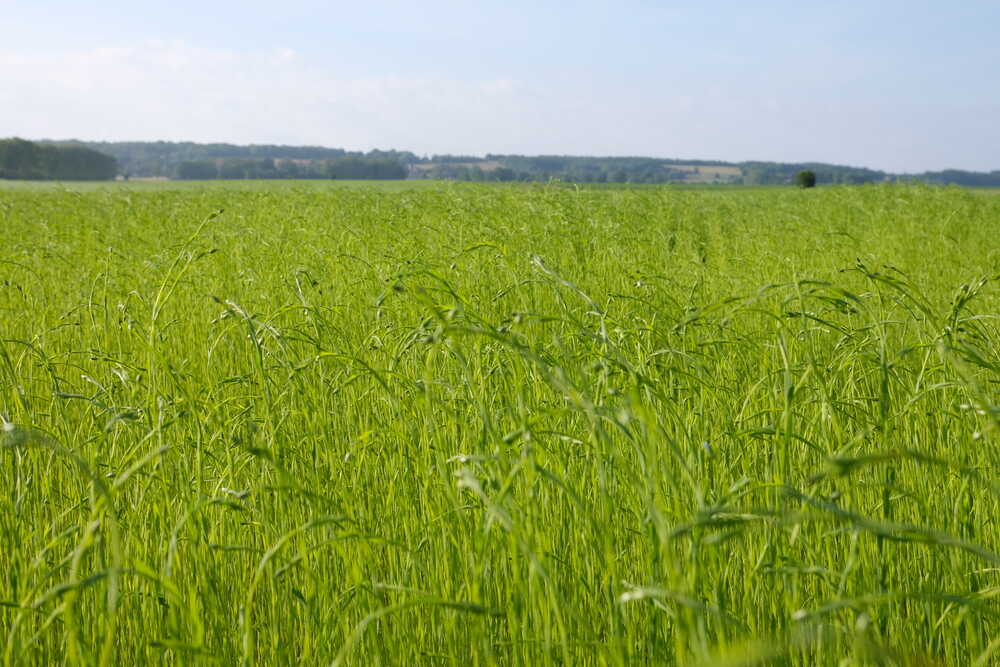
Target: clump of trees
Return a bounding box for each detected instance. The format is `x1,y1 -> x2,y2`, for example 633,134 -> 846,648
795,170 -> 817,188
0,138 -> 118,180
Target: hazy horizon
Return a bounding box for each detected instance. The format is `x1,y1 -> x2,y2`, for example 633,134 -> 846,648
22,137 -> 984,177
3,1 -> 998,173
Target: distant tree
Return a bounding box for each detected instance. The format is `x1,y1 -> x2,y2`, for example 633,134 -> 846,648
493,167 -> 516,182
796,170 -> 817,188
326,156 -> 406,180
218,159 -> 248,179
917,169 -> 1000,187
0,138 -> 117,180
41,145 -> 117,180
176,160 -> 218,180
276,159 -> 300,178
0,138 -> 44,179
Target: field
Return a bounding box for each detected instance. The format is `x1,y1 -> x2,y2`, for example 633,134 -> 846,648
411,161 -> 505,173
2,182 -> 1000,665
670,165 -> 744,184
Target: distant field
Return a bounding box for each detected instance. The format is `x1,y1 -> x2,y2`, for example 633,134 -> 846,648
671,164 -> 743,183
2,183 -> 1000,664
411,161 -> 505,172
408,161 -> 743,183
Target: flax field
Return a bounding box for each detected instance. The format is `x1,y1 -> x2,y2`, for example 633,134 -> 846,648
2,182 -> 1000,665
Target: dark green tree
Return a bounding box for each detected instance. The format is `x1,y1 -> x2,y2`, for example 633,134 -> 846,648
796,170 -> 817,188
176,160 -> 218,180
0,138 -> 117,180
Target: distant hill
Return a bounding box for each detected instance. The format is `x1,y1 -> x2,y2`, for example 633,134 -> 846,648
26,139 -> 1000,186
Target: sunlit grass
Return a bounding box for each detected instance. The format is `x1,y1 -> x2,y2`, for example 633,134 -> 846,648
0,178 -> 447,193
1,183 -> 999,664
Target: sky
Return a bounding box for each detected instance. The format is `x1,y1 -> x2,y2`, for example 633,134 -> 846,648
1,1 -> 998,173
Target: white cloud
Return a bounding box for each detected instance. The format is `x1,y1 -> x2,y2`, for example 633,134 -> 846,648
0,41 -> 527,153
1,40 -> 996,171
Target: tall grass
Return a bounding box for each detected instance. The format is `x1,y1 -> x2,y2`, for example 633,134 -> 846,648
1,183 -> 999,664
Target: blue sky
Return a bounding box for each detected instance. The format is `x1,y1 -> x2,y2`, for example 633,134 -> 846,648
2,1 -> 998,172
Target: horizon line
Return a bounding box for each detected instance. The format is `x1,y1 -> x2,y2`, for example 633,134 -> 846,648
15,136 -> 999,176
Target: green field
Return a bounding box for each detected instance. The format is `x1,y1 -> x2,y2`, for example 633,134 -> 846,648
2,183 -> 999,665
0,179 -> 444,193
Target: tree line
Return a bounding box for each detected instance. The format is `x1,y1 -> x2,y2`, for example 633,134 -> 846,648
416,155 -> 905,185
416,156 -> 705,184
739,161 -> 889,186
913,169 -> 1000,187
51,140 -> 417,181
175,156 -> 406,180
0,138 -> 117,180
14,139 -> 1000,186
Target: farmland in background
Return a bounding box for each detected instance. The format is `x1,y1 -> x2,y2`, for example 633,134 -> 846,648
33,139 -> 1000,186
2,182 -> 999,664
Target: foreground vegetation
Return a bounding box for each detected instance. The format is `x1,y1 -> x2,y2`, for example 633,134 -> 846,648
1,183 -> 999,664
